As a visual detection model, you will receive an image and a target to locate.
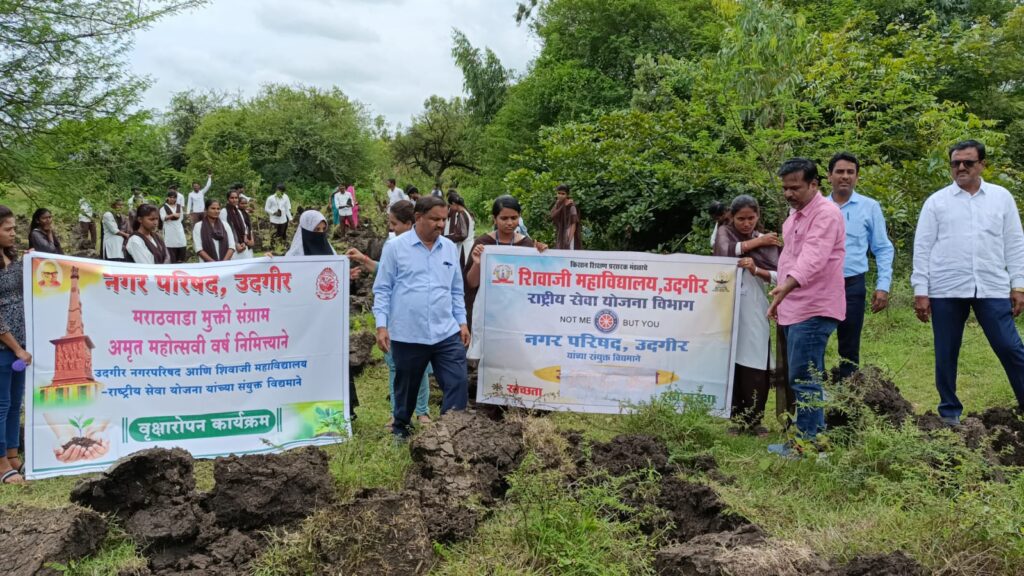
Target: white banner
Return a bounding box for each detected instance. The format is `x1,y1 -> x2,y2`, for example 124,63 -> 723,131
475,248 -> 741,415
23,254 -> 350,479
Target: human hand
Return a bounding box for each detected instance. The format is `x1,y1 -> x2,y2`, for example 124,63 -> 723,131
914,296 -> 931,323
767,297 -> 780,321
471,244 -> 484,265
54,439 -> 109,463
1012,292 -> 1024,317
737,258 -> 755,273
376,327 -> 391,353
15,349 -> 31,367
759,233 -> 782,248
345,248 -> 367,265
350,268 -> 362,281
460,324 -> 470,347
871,290 -> 890,313
535,242 -> 548,253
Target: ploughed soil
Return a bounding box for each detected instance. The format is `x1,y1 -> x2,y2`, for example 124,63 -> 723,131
63,436 -> 99,450
0,505 -> 108,576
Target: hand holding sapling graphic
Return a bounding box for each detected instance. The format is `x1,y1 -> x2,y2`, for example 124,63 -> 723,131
43,413 -> 111,463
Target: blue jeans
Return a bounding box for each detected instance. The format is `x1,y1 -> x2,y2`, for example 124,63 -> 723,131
836,274 -> 866,381
0,349 -> 25,453
931,298 -> 1024,421
784,317 -> 838,439
385,351 -> 430,417
390,332 -> 467,437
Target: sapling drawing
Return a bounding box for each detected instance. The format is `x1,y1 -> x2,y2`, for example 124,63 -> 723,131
313,405 -> 348,437
43,413 -> 111,463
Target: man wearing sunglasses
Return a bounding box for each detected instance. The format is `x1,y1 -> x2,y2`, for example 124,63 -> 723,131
912,140 -> 1024,426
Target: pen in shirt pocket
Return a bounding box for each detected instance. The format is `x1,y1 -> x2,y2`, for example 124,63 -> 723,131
443,261 -> 453,267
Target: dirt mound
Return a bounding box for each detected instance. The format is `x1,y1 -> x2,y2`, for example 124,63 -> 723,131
406,410 -> 525,543
0,505 -> 108,576
590,434 -> 672,476
655,525 -> 831,576
70,447 -> 195,515
72,446 -> 338,575
831,367 -> 915,428
653,476 -> 753,543
207,446 -> 336,530
914,411 -> 947,433
833,551 -> 928,576
308,489 -> 434,576
349,329 -> 376,368
917,408 -> 1024,466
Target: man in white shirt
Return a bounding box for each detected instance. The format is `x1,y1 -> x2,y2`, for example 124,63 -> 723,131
912,140 -> 1024,425
264,183 -> 293,242
185,173 -> 213,227
78,198 -> 96,250
386,178 -> 407,208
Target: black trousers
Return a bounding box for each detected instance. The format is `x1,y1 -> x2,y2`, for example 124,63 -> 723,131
836,273 -> 866,381
274,222 -> 288,240
167,247 -> 187,263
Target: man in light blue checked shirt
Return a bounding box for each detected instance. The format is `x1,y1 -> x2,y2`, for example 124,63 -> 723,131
827,152 -> 895,381
373,196 -> 470,439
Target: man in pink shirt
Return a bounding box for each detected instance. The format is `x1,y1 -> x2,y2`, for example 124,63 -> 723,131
766,158 -> 846,455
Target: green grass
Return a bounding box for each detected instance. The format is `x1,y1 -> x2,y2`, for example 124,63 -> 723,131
4,281 -> 1024,575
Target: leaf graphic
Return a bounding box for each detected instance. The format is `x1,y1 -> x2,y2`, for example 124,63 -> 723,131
82,418 -> 94,428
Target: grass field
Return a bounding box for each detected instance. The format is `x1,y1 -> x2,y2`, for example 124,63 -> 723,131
2,258 -> 1023,574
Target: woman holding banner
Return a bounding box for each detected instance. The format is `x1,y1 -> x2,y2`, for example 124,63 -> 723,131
193,199 -> 236,263
712,195 -> 781,435
126,205 -> 169,264
464,195 -> 547,361
347,200 -> 432,427
0,205 -> 30,483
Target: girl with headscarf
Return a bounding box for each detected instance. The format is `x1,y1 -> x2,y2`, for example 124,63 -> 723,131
125,205 -> 169,264
28,208 -> 63,255
712,195 -> 782,435
286,210 -> 335,256
193,199 -> 236,262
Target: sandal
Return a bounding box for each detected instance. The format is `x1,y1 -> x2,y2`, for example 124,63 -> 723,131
1,469 -> 24,484
417,415 -> 432,424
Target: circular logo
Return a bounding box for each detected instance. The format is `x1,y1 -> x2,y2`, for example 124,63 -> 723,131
594,309 -> 619,334
316,267 -> 339,301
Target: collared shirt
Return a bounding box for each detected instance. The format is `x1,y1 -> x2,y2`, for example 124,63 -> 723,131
373,229 -> 467,345
387,187 -> 408,207
911,179 -> 1024,298
186,177 -> 212,214
777,193 -> 847,326
79,199 -> 93,223
828,191 -> 895,292
264,194 -> 292,224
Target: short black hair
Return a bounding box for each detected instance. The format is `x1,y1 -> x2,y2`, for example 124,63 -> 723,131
275,183 -> 286,192
407,186 -> 419,196
707,201 -> 728,219
387,178 -> 397,185
949,140 -> 986,162
389,200 -> 415,224
166,190 -> 177,198
828,152 -> 859,174
230,182 -> 244,191
169,184 -> 179,191
555,183 -> 570,193
414,195 -> 447,215
778,158 -> 819,183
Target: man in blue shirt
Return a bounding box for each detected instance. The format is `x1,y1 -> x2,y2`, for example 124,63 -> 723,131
373,196 -> 470,438
827,152 -> 896,381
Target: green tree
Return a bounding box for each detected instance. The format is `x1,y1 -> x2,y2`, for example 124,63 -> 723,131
451,30 -> 512,123
164,89 -> 227,170
392,96 -> 480,182
0,0 -> 206,181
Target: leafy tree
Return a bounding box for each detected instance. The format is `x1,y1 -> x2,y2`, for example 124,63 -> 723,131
451,30 -> 513,123
392,96 -> 480,182
164,90 -> 228,170
0,0 -> 206,181
185,85 -> 376,199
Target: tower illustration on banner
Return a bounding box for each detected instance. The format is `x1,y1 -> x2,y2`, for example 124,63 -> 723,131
40,266 -> 100,404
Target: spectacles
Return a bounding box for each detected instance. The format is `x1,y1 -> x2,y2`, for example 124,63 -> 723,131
950,159 -> 979,168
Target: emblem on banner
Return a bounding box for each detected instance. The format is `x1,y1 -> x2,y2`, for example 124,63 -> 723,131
713,271 -> 732,293
316,268 -> 339,300
492,264 -> 514,284
594,309 -> 619,334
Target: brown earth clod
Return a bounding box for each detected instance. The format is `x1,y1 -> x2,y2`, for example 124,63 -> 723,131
0,504 -> 108,576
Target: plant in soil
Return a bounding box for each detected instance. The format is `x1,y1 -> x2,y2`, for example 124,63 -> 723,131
64,415 -> 98,450
313,405 -> 348,437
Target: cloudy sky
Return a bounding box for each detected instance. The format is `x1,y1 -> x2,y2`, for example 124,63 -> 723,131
129,0 -> 540,126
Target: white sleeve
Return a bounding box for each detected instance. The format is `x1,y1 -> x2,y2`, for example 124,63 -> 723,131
126,236 -> 148,264
285,196 -> 292,220
199,176 -> 212,195
1003,193 -> 1024,290
911,197 -> 938,297
193,222 -> 204,253
735,242 -> 743,256
264,196 -> 275,215
102,212 -> 119,234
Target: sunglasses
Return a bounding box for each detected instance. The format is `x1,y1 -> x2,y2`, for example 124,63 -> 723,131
950,159 -> 979,168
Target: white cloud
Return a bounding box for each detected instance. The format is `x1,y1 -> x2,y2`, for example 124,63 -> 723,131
129,0 -> 539,126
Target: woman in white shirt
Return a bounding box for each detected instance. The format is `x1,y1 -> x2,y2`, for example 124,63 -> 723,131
126,205 -> 169,264
101,200 -> 129,261
160,190 -> 187,263
193,199 -> 236,262
264,183 -> 292,243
